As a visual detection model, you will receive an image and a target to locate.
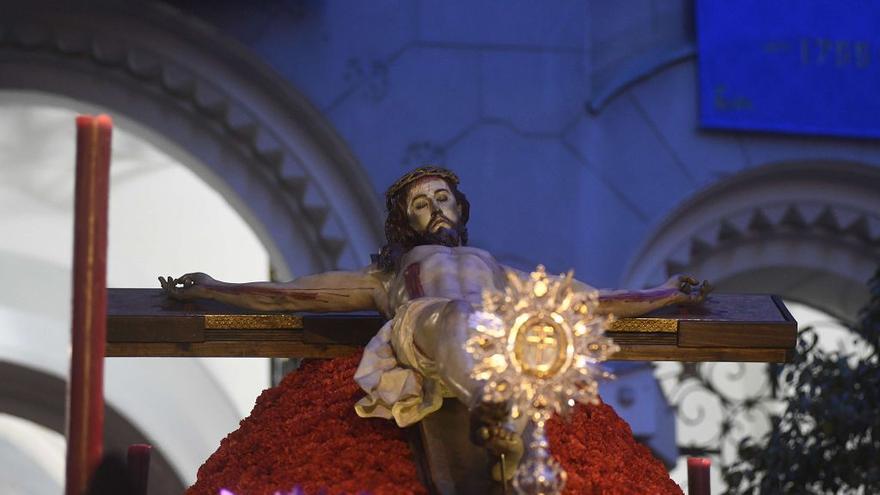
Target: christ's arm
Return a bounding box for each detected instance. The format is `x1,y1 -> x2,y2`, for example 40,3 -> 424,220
504,266 -> 710,318
158,266 -> 389,313
593,274 -> 711,317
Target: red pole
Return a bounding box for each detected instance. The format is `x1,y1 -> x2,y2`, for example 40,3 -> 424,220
66,115 -> 112,495
127,444 -> 152,495
687,457 -> 711,495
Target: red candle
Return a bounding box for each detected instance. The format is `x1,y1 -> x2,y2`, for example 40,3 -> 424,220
687,457 -> 711,495
127,443 -> 152,495
66,115 -> 112,495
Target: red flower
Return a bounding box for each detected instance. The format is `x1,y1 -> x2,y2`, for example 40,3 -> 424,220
188,354 -> 681,495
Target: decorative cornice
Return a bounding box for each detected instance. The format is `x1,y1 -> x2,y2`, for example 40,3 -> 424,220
662,201 -> 880,277
624,161 -> 880,289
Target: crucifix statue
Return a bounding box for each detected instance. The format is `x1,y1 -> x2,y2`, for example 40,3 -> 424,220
159,166 -> 711,483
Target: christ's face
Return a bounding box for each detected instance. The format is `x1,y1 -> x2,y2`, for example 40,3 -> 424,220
405,177 -> 461,235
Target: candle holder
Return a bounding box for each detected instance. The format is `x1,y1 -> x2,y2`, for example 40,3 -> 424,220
466,266 -> 619,495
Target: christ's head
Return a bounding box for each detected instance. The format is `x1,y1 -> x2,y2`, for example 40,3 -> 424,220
378,166 -> 470,271
405,176 -> 462,236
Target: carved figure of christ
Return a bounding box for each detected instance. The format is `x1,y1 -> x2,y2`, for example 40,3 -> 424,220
160,167 -> 709,479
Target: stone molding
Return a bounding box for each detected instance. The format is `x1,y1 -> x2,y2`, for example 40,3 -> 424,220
588,44 -> 696,114
0,1 -> 384,278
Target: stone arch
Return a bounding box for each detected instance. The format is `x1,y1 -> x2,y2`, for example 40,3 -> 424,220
623,161 -> 880,321
0,361 -> 185,494
0,0 -> 384,278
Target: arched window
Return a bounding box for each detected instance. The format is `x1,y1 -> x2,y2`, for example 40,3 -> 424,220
624,162 -> 880,491
0,97 -> 277,491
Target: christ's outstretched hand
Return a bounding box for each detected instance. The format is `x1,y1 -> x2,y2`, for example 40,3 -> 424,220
159,272 -> 215,300
664,274 -> 712,305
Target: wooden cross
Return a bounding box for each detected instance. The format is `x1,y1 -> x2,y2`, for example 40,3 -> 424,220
106,289 -> 796,363
105,288 -> 796,493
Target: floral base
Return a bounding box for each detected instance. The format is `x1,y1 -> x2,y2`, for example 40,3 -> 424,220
187,354 -> 681,495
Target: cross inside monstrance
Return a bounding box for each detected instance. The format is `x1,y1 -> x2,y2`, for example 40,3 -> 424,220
520,323 -> 562,376
105,288 -> 796,494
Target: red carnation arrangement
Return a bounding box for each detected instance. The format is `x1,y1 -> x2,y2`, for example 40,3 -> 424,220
547,401 -> 682,494
187,354 -> 681,495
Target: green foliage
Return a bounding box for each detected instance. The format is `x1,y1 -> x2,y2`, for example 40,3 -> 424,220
723,269 -> 880,494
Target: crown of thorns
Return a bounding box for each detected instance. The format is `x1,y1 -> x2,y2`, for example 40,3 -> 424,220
384,166 -> 460,211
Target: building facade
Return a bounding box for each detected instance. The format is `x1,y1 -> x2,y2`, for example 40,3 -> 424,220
1,1 -> 877,492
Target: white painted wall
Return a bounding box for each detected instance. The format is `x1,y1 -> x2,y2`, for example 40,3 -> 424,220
0,414 -> 65,495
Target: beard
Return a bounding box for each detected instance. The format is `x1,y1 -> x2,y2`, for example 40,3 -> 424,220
378,207 -> 470,271
412,219 -> 465,248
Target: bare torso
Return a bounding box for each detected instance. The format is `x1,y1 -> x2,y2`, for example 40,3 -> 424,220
387,245 -> 507,313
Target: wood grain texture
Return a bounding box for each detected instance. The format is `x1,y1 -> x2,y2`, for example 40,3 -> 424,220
615,345 -> 791,363
106,289 -> 797,362
106,341 -> 361,358
678,321 -> 796,348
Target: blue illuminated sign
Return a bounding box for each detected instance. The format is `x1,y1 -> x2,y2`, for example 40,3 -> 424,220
697,0 -> 880,138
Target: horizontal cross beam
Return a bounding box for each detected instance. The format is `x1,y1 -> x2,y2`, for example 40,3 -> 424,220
106,289 -> 796,362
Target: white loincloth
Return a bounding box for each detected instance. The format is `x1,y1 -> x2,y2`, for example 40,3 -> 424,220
354,297 -> 454,427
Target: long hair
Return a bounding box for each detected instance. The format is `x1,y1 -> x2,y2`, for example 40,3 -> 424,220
377,177 -> 470,272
